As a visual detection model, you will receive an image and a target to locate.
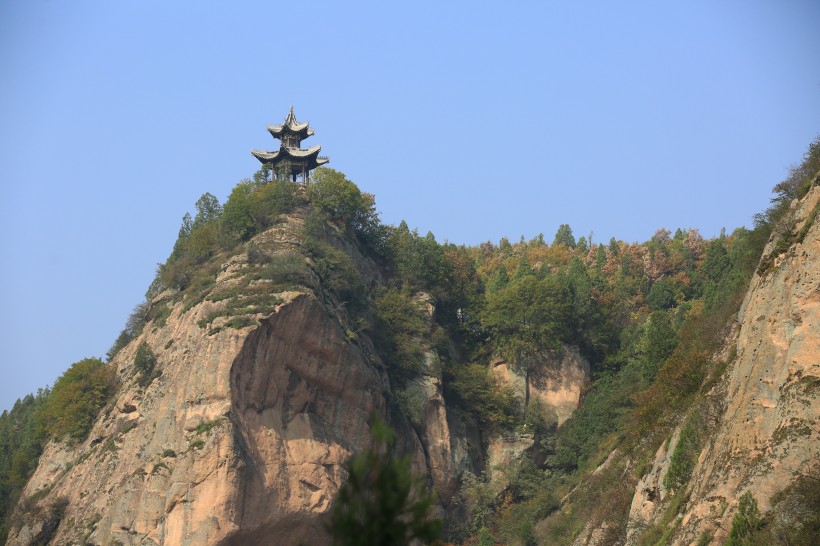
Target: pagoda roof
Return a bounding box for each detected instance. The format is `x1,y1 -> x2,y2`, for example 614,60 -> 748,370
251,146 -> 330,169
267,106 -> 314,138
251,145 -> 325,162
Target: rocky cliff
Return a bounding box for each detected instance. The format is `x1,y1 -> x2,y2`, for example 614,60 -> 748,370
626,182 -> 820,544
6,204 -> 589,546
5,210 -> 463,545
13,173 -> 813,546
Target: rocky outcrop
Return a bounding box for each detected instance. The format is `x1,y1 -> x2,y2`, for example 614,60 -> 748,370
6,214 -> 471,546
625,428 -> 680,543
492,346 -> 590,427
673,184 -> 820,544
624,183 -> 820,544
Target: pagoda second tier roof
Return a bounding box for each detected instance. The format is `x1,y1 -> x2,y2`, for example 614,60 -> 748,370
267,123 -> 314,138
267,107 -> 313,138
251,145 -> 328,163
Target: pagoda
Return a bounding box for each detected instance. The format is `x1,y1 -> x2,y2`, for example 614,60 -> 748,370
251,106 -> 329,184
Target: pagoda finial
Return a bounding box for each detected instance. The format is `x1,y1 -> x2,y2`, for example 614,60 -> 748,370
286,105 -> 295,124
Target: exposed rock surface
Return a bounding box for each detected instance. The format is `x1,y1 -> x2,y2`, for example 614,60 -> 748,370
492,345 -> 590,426
675,184 -> 820,544
5,214 -> 471,546
625,428 -> 680,543
625,184 -> 820,544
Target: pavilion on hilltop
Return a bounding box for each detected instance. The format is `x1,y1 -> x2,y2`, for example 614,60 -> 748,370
251,107 -> 329,184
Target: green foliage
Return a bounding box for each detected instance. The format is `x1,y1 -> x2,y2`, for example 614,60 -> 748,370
219,181 -> 259,243
106,301 -> 149,361
387,222 -> 452,295
0,390 -> 50,543
161,220 -> 221,290
646,279 -> 680,310
478,526 -> 496,546
487,264 -> 510,293
664,409 -> 704,492
198,288 -> 283,330
194,418 -> 223,435
309,168 -> 386,253
447,363 -> 518,429
193,192 -> 223,228
328,417 -> 442,545
303,238 -> 365,306
755,135 -> 820,275
220,176 -> 299,244
372,289 -> 429,380
695,532 -> 712,546
726,492 -> 763,545
460,471 -> 498,534
482,275 -> 570,367
41,358 -> 117,442
641,310 -> 677,382
133,341 -> 157,387
562,257 -> 617,362
160,191 -> 226,291
746,470 -> 820,545
553,224 -> 576,248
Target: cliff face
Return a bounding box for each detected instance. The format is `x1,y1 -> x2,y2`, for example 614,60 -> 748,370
627,183 -> 820,544
5,212 -> 472,546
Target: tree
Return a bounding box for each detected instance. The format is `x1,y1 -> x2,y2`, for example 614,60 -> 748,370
646,279 -> 679,310
553,224 -> 576,248
329,417 -> 442,545
487,264 -> 510,294
193,192 -> 222,227
219,181 -> 257,243
483,274 -> 575,407
640,310 -> 677,382
40,358 -> 117,442
482,275 -> 570,369
309,168 -> 386,252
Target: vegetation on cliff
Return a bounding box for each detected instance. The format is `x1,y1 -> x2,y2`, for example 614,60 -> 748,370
0,358 -> 116,542
1,135 -> 817,545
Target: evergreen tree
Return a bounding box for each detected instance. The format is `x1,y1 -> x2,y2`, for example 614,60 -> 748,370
329,417 -> 442,545
553,224 -> 576,248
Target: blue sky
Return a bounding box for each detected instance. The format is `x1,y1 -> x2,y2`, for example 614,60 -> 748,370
1,0 -> 818,410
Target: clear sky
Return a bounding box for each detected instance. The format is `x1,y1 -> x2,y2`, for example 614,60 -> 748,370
1,0 -> 818,411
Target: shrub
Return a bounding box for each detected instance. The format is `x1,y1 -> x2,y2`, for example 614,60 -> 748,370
303,239 -> 364,306
106,301 -> 149,361
133,341 -> 157,387
220,177 -> 299,245
448,363 -> 518,429
726,492 -> 762,545
194,418 -> 222,435
0,390 -> 50,542
41,358 -> 117,442
257,252 -> 310,286
664,409 -> 704,492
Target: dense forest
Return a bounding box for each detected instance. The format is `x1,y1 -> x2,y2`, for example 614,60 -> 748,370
1,136 -> 818,545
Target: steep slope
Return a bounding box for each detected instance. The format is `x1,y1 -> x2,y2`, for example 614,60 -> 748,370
627,181 -> 820,544
675,181 -> 820,543
5,209 -> 474,546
